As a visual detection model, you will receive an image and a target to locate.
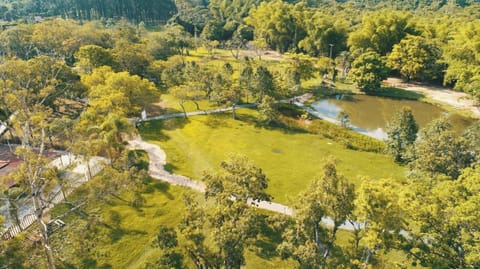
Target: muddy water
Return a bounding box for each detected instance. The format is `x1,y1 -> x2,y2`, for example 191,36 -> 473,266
309,95 -> 473,139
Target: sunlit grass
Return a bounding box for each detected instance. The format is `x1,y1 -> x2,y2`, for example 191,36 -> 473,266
139,108 -> 406,204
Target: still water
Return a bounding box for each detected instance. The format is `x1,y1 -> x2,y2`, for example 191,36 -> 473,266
309,95 -> 472,140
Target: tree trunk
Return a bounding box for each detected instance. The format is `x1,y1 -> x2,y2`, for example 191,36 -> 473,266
33,191 -> 56,269
9,199 -> 21,226
180,102 -> 187,119
232,104 -> 236,120
60,184 -> 68,202
86,155 -> 93,181
193,101 -> 201,111
363,249 -> 373,269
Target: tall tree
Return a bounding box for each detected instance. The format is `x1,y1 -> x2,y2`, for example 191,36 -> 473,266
245,0 -> 305,52
298,12 -> 348,57
283,54 -> 316,94
258,95 -> 278,125
170,84 -> 205,118
385,106 -> 418,163
151,226 -> 185,269
182,155 -> 270,269
278,159 -> 355,268
443,22 -> 480,103
252,66 -> 275,101
354,178 -> 405,268
403,167 -> 480,268
349,51 -> 389,93
0,55 -> 79,269
348,11 -> 416,56
74,45 -> 116,74
82,66 -> 159,117
410,118 -> 473,179
387,35 -> 443,82
210,63 -> 242,119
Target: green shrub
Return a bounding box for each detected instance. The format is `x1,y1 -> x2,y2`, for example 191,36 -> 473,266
278,107 -> 385,153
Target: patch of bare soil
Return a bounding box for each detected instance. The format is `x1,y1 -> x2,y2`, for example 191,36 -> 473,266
384,78 -> 480,118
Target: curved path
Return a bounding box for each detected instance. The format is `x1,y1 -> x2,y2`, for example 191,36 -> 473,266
385,77 -> 480,118
128,137 -> 360,230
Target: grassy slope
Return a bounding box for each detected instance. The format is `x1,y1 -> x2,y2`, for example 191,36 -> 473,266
139,108 -> 406,205
44,49 -> 420,268
49,153 -> 296,269
50,181 -> 190,268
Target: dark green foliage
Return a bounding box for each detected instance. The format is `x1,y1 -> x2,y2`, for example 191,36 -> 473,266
30,0 -> 177,23
277,159 -> 355,268
462,121 -> 480,165
410,118 -> 474,179
277,106 -> 386,153
252,66 -> 275,101
349,51 -> 389,93
348,10 -> 417,56
387,35 -> 443,82
385,107 -> 418,163
258,95 -> 278,125
443,22 -> 480,103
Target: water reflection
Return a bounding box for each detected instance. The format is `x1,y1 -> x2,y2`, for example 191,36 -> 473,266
309,95 -> 472,140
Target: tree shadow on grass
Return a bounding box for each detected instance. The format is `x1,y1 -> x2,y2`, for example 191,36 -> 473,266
138,117 -> 190,142
252,214 -> 284,260
227,107 -> 309,136
370,87 -> 425,100
80,258 -> 113,269
164,162 -> 178,174
153,181 -> 175,200
203,113 -> 233,129
108,227 -> 147,243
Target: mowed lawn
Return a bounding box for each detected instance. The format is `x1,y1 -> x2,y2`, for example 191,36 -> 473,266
139,108 -> 407,204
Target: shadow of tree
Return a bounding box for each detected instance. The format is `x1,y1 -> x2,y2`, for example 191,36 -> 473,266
108,227 -> 147,243
138,117 -> 190,142
371,86 -> 425,100
164,162 -> 178,173
251,214 -> 284,260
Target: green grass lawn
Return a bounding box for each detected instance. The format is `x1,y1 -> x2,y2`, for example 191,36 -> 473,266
44,127 -> 413,269
50,181 -> 191,268
139,108 -> 407,204
48,152 -> 297,269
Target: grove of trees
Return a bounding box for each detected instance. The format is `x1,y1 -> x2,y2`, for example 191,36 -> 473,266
0,0 -> 479,268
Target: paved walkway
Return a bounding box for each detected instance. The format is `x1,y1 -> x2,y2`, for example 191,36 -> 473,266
127,137 -> 360,230
142,103 -> 257,122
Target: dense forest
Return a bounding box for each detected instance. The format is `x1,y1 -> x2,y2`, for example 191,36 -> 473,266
1,0 -> 480,101
0,0 -> 479,268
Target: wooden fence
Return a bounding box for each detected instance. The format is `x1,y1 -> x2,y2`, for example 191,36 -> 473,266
2,213 -> 37,240
1,157 -> 105,241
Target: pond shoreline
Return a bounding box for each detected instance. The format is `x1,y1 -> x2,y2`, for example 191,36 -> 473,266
383,77 -> 480,118
299,91 -> 473,140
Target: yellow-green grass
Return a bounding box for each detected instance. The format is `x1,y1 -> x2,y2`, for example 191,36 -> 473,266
46,151 -> 414,269
159,93 -> 221,114
50,182 -> 191,268
47,151 -> 296,268
139,108 -> 407,204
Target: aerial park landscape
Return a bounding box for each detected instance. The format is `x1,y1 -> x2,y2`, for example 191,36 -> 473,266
0,0 -> 479,268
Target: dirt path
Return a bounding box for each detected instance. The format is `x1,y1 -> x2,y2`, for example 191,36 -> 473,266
384,78 -> 480,118
127,136 -> 362,230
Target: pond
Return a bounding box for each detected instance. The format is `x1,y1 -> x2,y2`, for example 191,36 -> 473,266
308,95 -> 473,140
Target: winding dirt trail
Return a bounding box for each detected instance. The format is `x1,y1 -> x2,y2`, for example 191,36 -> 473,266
127,136 -> 362,230
384,78 -> 480,118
